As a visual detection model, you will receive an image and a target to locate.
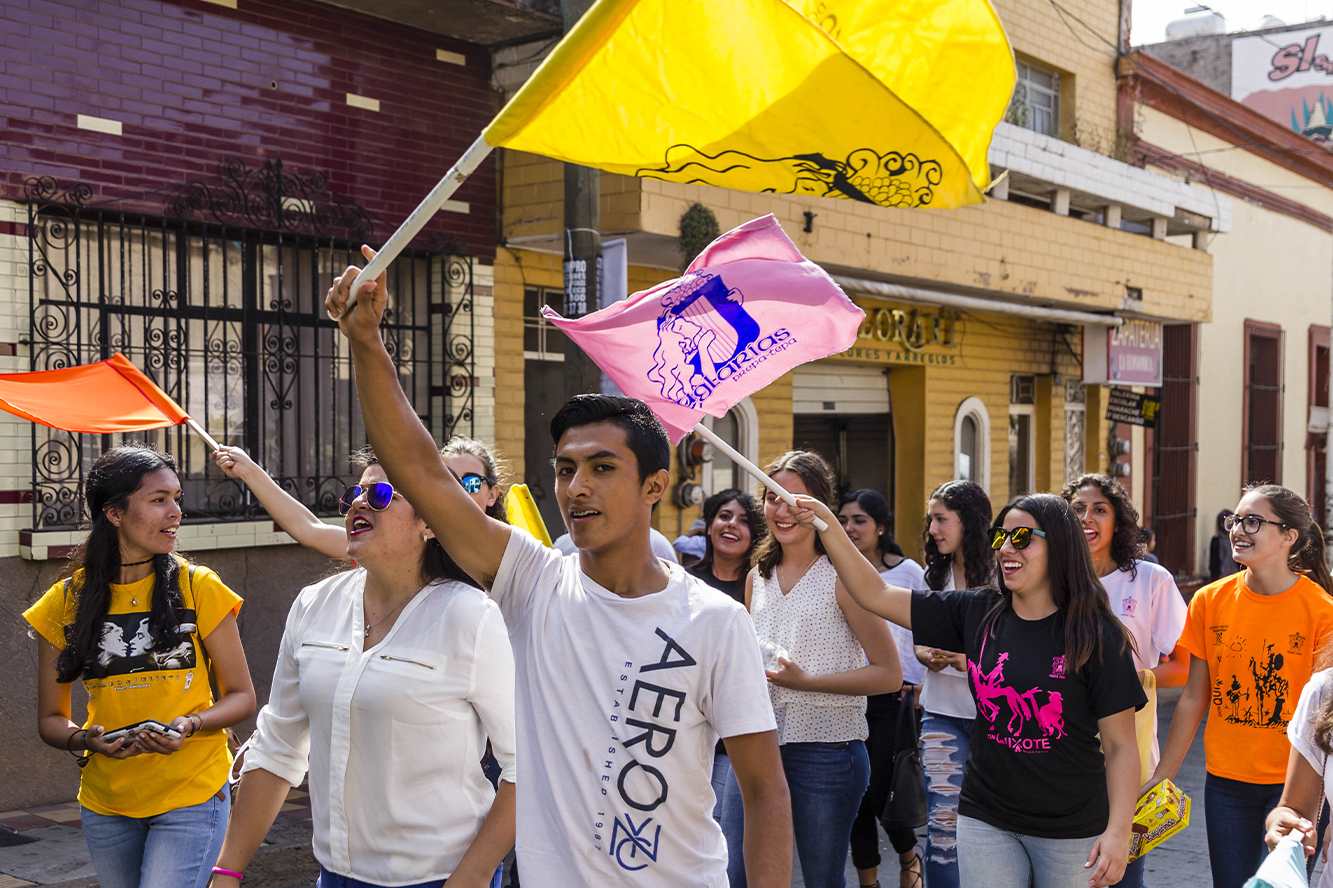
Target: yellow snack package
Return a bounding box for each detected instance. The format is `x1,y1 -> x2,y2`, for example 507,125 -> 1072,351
1128,779 -> 1191,862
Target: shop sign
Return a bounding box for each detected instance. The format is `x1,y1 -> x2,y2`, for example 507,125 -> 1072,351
1106,387 -> 1161,427
1082,320 -> 1163,387
834,302 -> 961,365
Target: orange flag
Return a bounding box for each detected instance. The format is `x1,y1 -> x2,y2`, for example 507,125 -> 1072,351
0,353 -> 189,434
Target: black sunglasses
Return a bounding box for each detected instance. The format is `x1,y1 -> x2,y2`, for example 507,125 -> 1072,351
339,482 -> 395,515
448,468 -> 492,495
991,526 -> 1047,550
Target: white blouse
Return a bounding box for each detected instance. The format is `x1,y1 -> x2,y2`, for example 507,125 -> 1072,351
244,569 -> 517,887
919,569 -> 977,719
750,555 -> 869,744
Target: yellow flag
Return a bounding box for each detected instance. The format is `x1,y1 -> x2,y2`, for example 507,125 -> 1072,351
504,483 -> 553,547
483,0 -> 1013,209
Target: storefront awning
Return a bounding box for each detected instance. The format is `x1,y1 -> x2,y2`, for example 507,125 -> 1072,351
830,276 -> 1125,327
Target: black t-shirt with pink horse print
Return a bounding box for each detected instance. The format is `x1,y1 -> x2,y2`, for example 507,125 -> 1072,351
912,588 -> 1146,839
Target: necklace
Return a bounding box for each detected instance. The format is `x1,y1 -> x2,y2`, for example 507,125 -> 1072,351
121,556 -> 155,605
363,594 -> 413,639
778,554 -> 820,593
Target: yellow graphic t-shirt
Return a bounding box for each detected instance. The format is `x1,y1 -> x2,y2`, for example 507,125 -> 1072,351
1180,572 -> 1333,784
24,559 -> 242,817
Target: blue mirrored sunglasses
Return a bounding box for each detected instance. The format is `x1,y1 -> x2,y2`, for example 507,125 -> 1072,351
448,468 -> 491,495
339,482 -> 394,515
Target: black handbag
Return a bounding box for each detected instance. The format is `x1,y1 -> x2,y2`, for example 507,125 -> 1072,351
880,693 -> 929,831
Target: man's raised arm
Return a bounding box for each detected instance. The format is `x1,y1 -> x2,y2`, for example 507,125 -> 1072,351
327,246 -> 511,586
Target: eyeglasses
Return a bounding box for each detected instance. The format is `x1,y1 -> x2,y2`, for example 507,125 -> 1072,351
1223,513 -> 1288,535
991,526 -> 1047,550
339,482 -> 395,515
447,467 -> 492,495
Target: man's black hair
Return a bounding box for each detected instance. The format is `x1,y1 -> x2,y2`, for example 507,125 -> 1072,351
550,394 -> 671,483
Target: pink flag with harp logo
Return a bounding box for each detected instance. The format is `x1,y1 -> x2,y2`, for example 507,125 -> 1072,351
540,215 -> 866,443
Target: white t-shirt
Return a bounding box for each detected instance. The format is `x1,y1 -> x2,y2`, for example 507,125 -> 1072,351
918,570 -> 977,718
1101,560 -> 1187,771
492,528 -> 776,887
880,559 -> 928,686
1289,669 -> 1333,888
554,529 -> 680,563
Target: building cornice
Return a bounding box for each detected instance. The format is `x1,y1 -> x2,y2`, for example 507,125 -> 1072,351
1122,51 -> 1333,191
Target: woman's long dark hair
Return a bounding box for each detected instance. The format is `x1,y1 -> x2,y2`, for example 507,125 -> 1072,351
840,489 -> 903,563
922,480 -> 995,591
1245,483 -> 1333,595
1060,473 -> 1144,579
984,494 -> 1132,674
697,488 -> 764,578
752,451 -> 835,580
55,445 -> 186,683
350,447 -> 502,590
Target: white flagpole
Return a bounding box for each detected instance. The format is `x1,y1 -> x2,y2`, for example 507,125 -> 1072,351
184,417 -> 222,453
336,133 -> 495,317
692,421 -> 828,532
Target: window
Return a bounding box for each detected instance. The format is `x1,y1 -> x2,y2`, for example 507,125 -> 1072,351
1007,61 -> 1060,137
1064,378 -> 1086,485
1243,320 -> 1284,485
523,287 -> 568,362
703,399 -> 759,496
1308,325 -> 1329,522
953,397 -> 991,491
25,166 -> 456,530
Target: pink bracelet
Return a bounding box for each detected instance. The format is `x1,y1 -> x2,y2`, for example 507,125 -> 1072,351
211,867 -> 245,881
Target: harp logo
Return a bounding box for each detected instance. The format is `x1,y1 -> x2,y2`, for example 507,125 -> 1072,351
647,272 -> 791,408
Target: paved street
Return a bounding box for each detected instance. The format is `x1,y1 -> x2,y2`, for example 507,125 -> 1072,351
0,687 -> 1320,888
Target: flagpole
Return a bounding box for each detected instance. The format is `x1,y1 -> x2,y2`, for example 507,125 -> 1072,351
184,417 -> 221,454
692,422 -> 828,532
337,134 -> 495,317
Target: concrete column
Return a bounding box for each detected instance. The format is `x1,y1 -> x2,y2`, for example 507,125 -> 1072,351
989,172 -> 1009,200
1104,204 -> 1122,229
1151,217 -> 1168,240
1051,189 -> 1070,216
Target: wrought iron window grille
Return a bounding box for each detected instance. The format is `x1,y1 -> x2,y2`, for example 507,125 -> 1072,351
25,158 -> 474,530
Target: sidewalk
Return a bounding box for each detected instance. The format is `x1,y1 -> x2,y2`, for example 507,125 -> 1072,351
0,787 -> 317,888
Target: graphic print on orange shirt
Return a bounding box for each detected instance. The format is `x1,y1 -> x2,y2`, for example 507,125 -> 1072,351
1209,626 -> 1302,730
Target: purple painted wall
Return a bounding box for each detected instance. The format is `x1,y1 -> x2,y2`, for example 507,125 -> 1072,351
0,0 -> 498,256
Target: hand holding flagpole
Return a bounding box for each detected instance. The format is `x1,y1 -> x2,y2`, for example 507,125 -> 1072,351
692,422 -> 827,532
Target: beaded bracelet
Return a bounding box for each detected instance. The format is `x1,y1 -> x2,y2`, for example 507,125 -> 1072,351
211,866 -> 245,881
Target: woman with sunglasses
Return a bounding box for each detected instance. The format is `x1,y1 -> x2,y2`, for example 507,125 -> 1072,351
1143,484 -> 1333,888
1061,474 -> 1187,888
207,448 -> 516,888
213,437 -> 507,561
796,492 -> 1145,888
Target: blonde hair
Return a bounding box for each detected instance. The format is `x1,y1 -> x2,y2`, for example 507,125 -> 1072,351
441,436 -> 511,523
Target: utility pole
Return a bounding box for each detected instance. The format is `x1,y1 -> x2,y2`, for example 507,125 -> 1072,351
561,0 -> 602,399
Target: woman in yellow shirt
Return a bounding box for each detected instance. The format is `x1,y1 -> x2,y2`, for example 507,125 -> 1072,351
24,444 -> 255,888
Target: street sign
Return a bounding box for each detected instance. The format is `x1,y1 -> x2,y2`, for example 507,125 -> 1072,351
1082,320 -> 1164,387
1106,387 -> 1161,427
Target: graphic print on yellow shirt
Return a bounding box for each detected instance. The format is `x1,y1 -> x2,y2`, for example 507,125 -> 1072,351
1180,573 -> 1333,784
23,559 -> 242,818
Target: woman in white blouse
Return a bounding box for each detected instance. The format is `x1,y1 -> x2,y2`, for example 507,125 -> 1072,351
719,450 -> 900,887
207,449 -> 516,888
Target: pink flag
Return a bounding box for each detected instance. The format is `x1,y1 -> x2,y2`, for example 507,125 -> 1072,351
541,215 -> 866,442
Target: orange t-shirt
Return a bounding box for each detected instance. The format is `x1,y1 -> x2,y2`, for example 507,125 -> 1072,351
1180,572 -> 1333,783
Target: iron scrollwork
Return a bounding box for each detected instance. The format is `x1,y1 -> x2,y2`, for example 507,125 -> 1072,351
25,160 -> 474,530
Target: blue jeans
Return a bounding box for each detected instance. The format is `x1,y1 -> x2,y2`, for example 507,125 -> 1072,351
318,864 -> 503,888
921,712 -> 972,888
1110,853 -> 1144,888
711,752 -> 732,821
721,740 -> 870,887
80,785 -> 229,888
956,814 -> 1099,888
1204,773 -> 1284,888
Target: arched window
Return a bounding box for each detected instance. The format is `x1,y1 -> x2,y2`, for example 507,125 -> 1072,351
703,398 -> 759,497
953,397 -> 991,493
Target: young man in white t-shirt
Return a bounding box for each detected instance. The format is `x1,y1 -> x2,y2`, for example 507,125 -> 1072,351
327,253 -> 793,887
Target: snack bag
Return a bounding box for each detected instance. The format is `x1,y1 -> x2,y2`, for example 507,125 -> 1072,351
1128,779 -> 1190,862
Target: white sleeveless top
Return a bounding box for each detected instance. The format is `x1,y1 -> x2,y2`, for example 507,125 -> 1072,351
919,569 -> 978,719
750,555 -> 869,744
